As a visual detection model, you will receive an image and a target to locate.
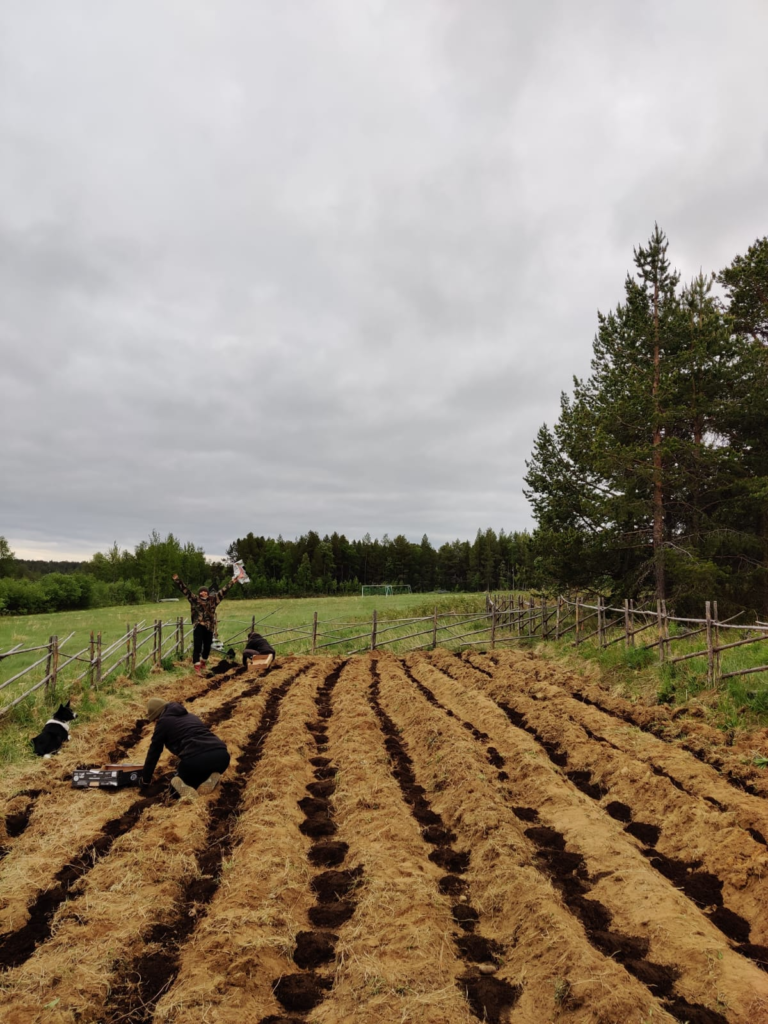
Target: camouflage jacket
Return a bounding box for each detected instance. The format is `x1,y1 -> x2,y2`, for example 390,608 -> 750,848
173,575 -> 235,632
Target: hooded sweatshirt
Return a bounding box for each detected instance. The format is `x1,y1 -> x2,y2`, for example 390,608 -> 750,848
141,702 -> 227,783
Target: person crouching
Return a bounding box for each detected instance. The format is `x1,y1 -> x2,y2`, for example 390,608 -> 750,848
243,631 -> 276,669
141,697 -> 230,800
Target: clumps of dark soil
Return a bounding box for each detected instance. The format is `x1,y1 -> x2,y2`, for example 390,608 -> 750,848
511,806 -> 539,822
102,668 -> 307,1024
625,822 -> 661,847
311,867 -> 363,903
293,930 -> 338,969
458,973 -> 522,1024
439,874 -> 468,896
566,770 -> 604,799
663,996 -> 729,1024
486,746 -> 505,768
2,788 -> 43,846
308,841 -> 348,867
734,942 -> 768,972
747,827 -> 767,846
605,800 -> 632,823
368,662 -> 513,1020
273,973 -> 332,1013
422,824 -> 456,844
455,934 -> 504,963
284,662 -> 361,1010
209,658 -> 235,675
0,791 -> 157,970
204,675 -> 267,729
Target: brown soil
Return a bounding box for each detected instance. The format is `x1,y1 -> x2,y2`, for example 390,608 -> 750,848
1,651 -> 768,1023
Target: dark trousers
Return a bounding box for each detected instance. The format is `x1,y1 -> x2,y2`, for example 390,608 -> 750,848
176,748 -> 230,789
193,624 -> 214,663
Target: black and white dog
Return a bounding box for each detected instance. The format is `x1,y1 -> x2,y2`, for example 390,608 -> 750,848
31,700 -> 77,758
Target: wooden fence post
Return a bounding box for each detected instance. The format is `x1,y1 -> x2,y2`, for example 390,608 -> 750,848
126,624 -> 131,673
555,596 -> 561,640
45,636 -> 54,693
629,599 -> 635,647
89,631 -> 95,686
705,601 -> 714,685
575,598 -> 581,646
491,603 -> 497,649
157,620 -> 163,664
131,625 -> 138,675
657,601 -> 665,664
432,606 -> 438,649
371,609 -> 377,651
713,600 -> 721,682
312,611 -> 318,654
528,597 -> 534,637
624,599 -> 630,649
178,616 -> 184,659
96,632 -> 102,687
541,596 -> 547,640
598,597 -> 604,648
46,636 -> 59,695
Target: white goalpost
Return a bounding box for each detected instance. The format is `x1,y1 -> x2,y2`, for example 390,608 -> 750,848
361,584 -> 412,597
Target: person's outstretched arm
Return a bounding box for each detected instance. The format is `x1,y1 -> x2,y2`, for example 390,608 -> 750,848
172,574 -> 193,600
141,721 -> 166,784
215,575 -> 237,604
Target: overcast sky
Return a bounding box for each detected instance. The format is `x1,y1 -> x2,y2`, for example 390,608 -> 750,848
2,1 -> 767,561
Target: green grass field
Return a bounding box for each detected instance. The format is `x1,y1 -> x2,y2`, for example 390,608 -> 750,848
0,592 -> 490,764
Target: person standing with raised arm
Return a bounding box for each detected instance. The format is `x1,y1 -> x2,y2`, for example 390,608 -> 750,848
172,572 -> 236,675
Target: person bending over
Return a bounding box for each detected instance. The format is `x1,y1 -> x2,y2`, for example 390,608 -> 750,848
172,572 -> 235,675
243,631 -> 276,669
141,697 -> 230,800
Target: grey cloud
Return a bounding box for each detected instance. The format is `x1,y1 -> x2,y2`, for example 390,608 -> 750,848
1,1 -> 767,560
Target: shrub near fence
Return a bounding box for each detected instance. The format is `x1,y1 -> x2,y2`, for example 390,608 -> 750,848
2,596 -> 766,721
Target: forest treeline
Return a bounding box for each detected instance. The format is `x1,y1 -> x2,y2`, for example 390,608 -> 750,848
0,528 -> 538,614
0,524 -> 536,610
526,229 -> 768,616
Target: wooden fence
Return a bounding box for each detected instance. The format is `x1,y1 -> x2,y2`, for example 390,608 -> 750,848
2,596 -> 767,720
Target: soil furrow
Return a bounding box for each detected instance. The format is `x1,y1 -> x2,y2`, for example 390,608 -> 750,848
151,660 -> 333,1023
264,660 -> 366,1021
487,649 -> 768,798
475,682 -> 768,955
405,653 -> 768,1023
0,668 -> 293,1024
308,657 -> 478,1024
99,665 -> 309,1024
367,659 -> 521,1023
0,668 -> 274,944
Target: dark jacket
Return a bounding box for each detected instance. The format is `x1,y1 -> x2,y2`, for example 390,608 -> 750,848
173,576 -> 235,632
142,702 -> 227,783
244,632 -> 276,657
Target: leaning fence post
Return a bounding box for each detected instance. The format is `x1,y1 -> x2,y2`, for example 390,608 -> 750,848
575,598 -> 581,646
312,611 -> 318,654
251,615 -> 256,633
371,609 -> 377,651
46,636 -> 59,696
629,599 -> 635,647
432,606 -> 438,649
656,601 -> 665,664
706,601 -> 714,685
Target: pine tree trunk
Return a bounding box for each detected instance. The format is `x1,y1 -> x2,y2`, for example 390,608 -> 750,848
652,277 -> 666,602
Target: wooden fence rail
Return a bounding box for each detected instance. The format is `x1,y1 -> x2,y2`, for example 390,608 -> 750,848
2,596 -> 767,721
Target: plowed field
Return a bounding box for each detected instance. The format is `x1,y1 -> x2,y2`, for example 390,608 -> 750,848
1,650 -> 767,1024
